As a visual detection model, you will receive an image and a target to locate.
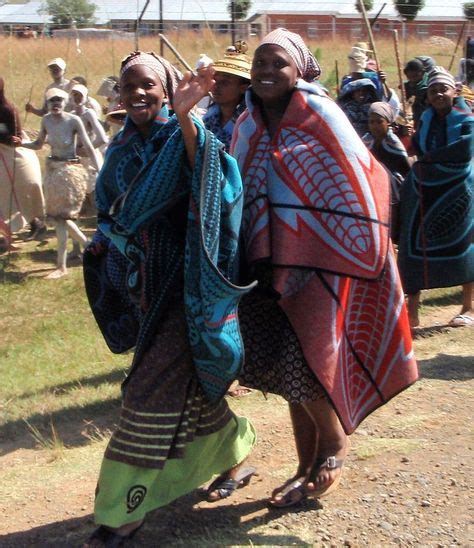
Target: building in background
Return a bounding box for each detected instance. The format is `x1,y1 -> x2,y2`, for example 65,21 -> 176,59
0,0 -> 467,40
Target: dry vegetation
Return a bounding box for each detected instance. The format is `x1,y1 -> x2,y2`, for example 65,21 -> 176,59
0,31 -> 461,132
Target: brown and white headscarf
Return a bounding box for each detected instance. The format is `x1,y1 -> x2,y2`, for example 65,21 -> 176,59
120,51 -> 183,103
258,28 -> 321,82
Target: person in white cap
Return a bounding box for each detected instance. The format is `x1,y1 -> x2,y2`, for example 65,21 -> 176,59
69,75 -> 103,119
22,87 -> 100,279
25,57 -> 71,117
69,83 -> 108,226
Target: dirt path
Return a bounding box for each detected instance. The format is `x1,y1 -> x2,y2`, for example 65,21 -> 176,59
1,345 -> 472,547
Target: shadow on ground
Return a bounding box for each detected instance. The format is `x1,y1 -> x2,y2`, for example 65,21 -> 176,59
418,353 -> 474,381
0,368 -> 129,454
422,289 -> 462,307
0,493 -> 318,547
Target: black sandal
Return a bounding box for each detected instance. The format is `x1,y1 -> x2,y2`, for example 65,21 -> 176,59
206,466 -> 257,502
86,522 -> 144,547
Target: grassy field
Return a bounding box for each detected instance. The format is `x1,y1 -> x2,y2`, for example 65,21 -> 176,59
0,28 -> 471,545
0,235 -> 471,446
0,238 -> 473,544
0,32 -> 461,133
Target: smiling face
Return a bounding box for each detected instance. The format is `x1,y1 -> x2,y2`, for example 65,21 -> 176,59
120,64 -> 166,135
251,44 -> 299,104
427,83 -> 455,115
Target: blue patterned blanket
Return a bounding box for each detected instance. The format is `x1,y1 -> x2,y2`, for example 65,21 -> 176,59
398,106 -> 474,293
84,112 -> 255,402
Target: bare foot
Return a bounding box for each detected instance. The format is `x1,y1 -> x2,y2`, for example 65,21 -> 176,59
45,268 -> 67,279
227,383 -> 253,397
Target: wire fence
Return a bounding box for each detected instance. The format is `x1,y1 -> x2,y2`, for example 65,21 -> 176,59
0,19 -> 466,132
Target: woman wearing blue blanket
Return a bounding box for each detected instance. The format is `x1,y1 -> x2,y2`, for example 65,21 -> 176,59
398,67 -> 474,328
82,52 -> 256,546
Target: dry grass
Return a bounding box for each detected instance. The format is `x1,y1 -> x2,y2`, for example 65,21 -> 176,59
0,32 -> 461,132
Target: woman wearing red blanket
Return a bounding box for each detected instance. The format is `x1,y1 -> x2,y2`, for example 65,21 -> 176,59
231,29 -> 418,507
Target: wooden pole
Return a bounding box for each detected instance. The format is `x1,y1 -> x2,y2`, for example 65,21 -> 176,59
335,60 -> 340,95
23,84 -> 34,125
447,21 -> 467,72
358,0 -> 390,97
392,30 -> 407,115
158,33 -> 193,72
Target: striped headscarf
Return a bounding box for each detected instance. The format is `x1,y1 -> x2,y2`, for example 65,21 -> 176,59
120,51 -> 183,103
427,66 -> 456,89
259,28 -> 321,82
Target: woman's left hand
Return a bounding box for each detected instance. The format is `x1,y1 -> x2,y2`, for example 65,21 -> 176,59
173,66 -> 215,117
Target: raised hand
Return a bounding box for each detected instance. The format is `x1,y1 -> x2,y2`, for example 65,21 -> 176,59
173,66 -> 215,118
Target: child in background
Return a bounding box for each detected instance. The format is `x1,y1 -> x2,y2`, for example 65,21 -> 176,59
338,78 -> 378,136
362,102 -> 411,242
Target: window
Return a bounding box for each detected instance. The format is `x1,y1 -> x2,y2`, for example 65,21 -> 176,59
307,20 -> 318,38
445,25 -> 457,39
416,24 -> 430,37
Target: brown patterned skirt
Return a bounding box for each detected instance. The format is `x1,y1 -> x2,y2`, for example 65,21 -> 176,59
239,285 -> 326,404
105,299 -> 234,469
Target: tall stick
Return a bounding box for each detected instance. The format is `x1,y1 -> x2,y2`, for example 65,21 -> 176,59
447,21 -> 466,72
335,60 -> 340,96
358,0 -> 390,97
392,30 -> 407,115
135,0 -> 151,51
23,84 -> 34,125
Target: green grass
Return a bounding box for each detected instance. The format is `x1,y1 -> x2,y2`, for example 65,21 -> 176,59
0,251 -> 129,445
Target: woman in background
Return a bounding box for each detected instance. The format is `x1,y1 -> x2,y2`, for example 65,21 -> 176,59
398,68 -> 473,328
0,76 -> 46,240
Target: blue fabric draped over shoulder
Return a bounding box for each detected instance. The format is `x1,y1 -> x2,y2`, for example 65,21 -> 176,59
398,106 -> 474,293
90,110 -> 256,402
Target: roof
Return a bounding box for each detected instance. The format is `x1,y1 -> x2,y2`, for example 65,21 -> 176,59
0,1 -> 48,24
0,0 -> 465,26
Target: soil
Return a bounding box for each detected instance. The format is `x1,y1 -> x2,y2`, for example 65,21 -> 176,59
0,290 -> 472,546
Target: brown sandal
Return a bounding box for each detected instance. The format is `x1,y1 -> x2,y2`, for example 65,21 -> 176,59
308,456 -> 344,498
206,466 -> 257,502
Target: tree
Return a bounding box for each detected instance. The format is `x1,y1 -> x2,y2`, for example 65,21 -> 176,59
228,0 -> 252,21
394,0 -> 425,21
45,0 -> 96,28
355,0 -> 374,13
463,2 -> 474,19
